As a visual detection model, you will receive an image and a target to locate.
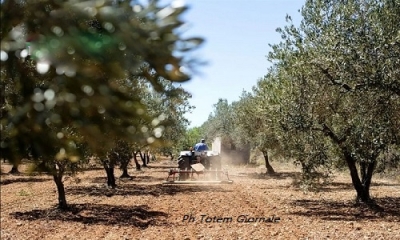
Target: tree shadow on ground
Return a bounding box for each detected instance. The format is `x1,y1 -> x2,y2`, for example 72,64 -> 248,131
371,182 -> 400,187
66,183 -> 233,197
318,181 -> 400,192
315,182 -> 355,192
130,175 -> 168,182
160,184 -> 233,195
10,204 -> 168,229
257,181 -> 354,192
80,167 -> 106,172
289,197 -> 400,221
146,165 -> 178,169
90,175 -> 167,184
0,171 -> 48,176
0,178 -> 52,186
244,171 -> 301,180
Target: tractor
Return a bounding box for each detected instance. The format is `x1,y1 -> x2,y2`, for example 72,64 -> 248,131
162,149 -> 232,184
177,150 -> 221,172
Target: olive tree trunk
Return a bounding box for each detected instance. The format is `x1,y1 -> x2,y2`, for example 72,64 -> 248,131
262,151 -> 275,174
9,161 -> 20,174
119,158 -> 131,179
52,164 -> 68,209
120,167 -> 131,179
139,151 -> 148,167
344,152 -> 376,203
103,166 -> 116,188
322,123 -> 376,205
133,152 -> 141,170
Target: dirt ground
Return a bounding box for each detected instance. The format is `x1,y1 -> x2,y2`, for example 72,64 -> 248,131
1,159 -> 399,240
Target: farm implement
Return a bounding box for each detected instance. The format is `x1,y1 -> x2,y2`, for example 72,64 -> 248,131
162,150 -> 233,185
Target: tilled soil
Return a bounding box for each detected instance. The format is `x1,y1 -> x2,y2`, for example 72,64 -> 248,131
1,161 -> 399,240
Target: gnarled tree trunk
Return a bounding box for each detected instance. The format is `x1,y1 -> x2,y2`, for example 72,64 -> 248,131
9,161 -> 20,174
53,164 -> 68,209
104,166 -> 116,188
102,158 -> 117,188
119,157 -> 131,179
133,152 -> 141,170
262,151 -> 275,174
139,151 -> 148,167
323,123 -> 376,205
145,151 -> 150,165
120,167 -> 131,179
345,154 -> 376,203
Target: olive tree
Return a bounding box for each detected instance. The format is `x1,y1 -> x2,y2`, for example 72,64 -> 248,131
266,0 -> 400,203
233,80 -> 285,173
202,98 -> 251,164
1,0 -> 203,209
203,99 -> 235,147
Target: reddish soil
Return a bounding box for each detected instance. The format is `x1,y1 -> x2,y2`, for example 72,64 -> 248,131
1,160 -> 399,240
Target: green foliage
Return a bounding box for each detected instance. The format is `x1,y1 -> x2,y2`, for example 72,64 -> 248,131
202,99 -> 247,150
151,82 -> 195,155
195,0 -> 400,197
279,1 -> 396,155
175,126 -> 203,153
264,0 -> 400,197
234,77 -> 284,157
1,0 -> 203,165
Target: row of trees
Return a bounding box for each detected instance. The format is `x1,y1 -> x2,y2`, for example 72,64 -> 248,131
200,0 -> 399,205
1,0 -> 202,209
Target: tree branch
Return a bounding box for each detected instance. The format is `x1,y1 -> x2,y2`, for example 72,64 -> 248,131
313,63 -> 352,91
313,63 -> 400,96
320,123 -> 348,145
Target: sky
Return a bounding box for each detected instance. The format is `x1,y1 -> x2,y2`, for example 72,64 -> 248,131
172,0 -> 305,128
